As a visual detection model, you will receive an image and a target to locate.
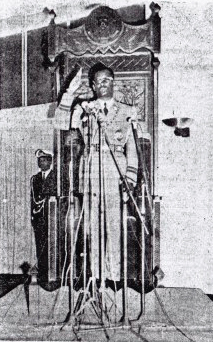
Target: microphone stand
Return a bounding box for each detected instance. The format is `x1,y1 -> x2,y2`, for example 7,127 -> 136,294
104,132 -> 149,235
99,124 -> 106,320
62,111 -> 110,339
103,130 -> 149,325
130,120 -> 154,317
131,121 -> 153,212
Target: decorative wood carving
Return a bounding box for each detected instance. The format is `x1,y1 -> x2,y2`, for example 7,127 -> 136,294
43,4 -> 161,63
63,22 -> 151,55
114,79 -> 146,121
67,55 -> 151,73
72,77 -> 146,121
85,6 -> 123,45
59,54 -> 151,123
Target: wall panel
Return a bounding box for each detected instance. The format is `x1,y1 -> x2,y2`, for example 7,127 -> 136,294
0,34 -> 22,109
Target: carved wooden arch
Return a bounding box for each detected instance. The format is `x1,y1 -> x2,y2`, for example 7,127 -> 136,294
45,4 -> 161,59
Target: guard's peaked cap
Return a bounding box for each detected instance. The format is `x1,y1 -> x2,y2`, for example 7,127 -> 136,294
35,149 -> 53,158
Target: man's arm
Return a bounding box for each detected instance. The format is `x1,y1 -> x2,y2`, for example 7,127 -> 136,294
54,68 -> 83,130
54,93 -> 74,131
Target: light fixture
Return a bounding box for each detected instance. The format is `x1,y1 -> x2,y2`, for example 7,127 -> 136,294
162,116 -> 194,137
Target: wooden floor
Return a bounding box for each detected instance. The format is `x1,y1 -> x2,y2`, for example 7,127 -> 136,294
0,285 -> 213,341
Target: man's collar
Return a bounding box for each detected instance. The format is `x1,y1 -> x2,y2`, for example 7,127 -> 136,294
41,167 -> 52,178
97,98 -> 114,108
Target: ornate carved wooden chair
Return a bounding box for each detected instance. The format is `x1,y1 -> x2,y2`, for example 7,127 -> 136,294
42,3 -> 161,294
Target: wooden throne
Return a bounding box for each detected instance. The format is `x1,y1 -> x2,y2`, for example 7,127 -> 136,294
42,3 -> 161,292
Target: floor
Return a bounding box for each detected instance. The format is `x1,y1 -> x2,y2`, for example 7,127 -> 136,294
0,284 -> 213,342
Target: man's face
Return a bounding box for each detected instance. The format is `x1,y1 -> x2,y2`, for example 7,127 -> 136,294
93,70 -> 114,99
38,157 -> 52,171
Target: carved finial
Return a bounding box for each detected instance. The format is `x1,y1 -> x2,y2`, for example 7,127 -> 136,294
150,2 -> 161,15
19,261 -> 31,275
152,57 -> 160,69
43,7 -> 56,22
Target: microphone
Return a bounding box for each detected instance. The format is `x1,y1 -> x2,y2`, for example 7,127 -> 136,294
126,116 -> 137,129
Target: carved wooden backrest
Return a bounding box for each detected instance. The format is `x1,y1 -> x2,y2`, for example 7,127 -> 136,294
43,4 -> 161,136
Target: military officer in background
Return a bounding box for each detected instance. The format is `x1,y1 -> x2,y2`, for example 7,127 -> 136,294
30,149 -> 57,281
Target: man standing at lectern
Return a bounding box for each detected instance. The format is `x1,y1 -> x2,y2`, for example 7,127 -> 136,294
55,63 -> 138,282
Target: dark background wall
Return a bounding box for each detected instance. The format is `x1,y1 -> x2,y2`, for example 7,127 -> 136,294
0,34 -> 22,108
0,28 -> 53,109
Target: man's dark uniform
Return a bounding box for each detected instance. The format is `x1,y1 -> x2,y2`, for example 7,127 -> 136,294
31,162 -> 57,281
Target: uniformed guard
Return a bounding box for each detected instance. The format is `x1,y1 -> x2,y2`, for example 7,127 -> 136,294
30,149 -> 57,281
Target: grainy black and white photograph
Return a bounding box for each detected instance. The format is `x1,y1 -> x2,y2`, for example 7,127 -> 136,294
0,0 -> 212,341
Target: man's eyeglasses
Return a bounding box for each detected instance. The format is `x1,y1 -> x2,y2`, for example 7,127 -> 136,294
94,77 -> 113,86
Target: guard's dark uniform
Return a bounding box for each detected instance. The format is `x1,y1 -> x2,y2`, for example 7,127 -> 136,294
31,170 -> 57,280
